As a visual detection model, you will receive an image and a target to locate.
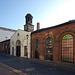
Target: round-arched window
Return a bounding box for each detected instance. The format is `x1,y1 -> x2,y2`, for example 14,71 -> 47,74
34,39 -> 39,59
16,40 -> 21,46
45,37 -> 53,60
62,33 -> 74,62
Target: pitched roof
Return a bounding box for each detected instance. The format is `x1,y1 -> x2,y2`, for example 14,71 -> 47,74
0,39 -> 10,43
31,20 -> 75,34
0,27 -> 16,32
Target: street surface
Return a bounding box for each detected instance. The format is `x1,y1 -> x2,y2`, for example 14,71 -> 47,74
0,54 -> 75,75
0,64 -> 16,75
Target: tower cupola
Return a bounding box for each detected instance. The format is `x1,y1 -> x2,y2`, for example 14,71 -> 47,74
25,13 -> 33,25
24,13 -> 34,32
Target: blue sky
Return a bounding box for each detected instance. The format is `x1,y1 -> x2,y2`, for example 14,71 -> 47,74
0,0 -> 74,30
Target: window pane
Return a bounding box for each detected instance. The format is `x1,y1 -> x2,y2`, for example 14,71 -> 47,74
34,39 -> 39,59
45,37 -> 53,60
62,34 -> 73,62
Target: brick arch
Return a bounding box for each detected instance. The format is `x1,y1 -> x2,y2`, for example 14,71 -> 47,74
60,31 -> 74,40
43,34 -> 53,44
43,34 -> 54,60
32,37 -> 40,58
59,31 -> 75,63
33,37 -> 41,43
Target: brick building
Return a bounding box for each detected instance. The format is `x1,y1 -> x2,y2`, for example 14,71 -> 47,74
0,39 -> 10,54
31,20 -> 75,63
0,27 -> 16,54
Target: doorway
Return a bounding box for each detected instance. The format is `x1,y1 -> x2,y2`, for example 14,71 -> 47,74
16,46 -> 20,56
16,40 -> 21,56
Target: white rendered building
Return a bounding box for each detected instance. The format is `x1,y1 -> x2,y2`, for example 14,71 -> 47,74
10,29 -> 31,58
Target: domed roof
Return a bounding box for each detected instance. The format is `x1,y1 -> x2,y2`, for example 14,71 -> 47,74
25,13 -> 33,18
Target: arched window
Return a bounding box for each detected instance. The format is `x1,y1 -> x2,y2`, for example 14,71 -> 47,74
62,33 -> 74,62
5,45 -> 7,49
16,40 -> 21,46
45,37 -> 53,60
5,45 -> 7,53
34,39 -> 39,59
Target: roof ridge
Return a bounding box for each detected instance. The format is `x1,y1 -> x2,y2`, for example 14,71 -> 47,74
0,27 -> 16,32
31,20 -> 75,34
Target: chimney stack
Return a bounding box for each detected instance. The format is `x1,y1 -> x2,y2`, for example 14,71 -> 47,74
37,22 -> 40,30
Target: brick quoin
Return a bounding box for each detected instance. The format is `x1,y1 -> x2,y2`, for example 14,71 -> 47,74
31,22 -> 75,63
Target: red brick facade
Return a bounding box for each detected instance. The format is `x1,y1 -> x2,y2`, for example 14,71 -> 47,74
0,40 -> 10,54
31,22 -> 75,63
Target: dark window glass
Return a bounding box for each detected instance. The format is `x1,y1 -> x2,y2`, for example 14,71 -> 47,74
5,45 -> 7,53
45,37 -> 53,60
34,39 -> 39,59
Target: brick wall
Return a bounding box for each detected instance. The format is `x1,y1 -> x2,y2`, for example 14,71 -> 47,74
31,23 -> 75,63
0,40 -> 10,54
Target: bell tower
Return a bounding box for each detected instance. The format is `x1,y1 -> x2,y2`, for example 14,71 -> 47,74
24,13 -> 34,32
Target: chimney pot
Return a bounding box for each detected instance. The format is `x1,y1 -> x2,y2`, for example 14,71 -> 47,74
37,22 -> 40,30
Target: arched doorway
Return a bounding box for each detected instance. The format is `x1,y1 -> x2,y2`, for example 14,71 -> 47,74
45,37 -> 53,60
61,33 -> 74,62
16,40 -> 21,56
34,39 -> 39,59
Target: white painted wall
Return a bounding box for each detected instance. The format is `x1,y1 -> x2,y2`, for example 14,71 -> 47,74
0,29 -> 15,42
10,29 -> 31,58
